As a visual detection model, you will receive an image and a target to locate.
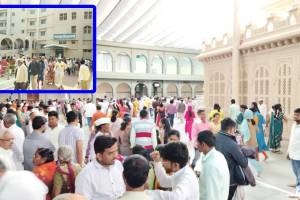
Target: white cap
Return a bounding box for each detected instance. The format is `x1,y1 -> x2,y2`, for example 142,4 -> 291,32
94,118 -> 110,126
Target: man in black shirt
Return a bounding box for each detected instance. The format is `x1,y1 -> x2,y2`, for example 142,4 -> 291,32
28,56 -> 40,90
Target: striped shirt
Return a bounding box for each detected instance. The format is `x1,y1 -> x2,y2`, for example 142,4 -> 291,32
130,119 -> 157,150
58,124 -> 84,163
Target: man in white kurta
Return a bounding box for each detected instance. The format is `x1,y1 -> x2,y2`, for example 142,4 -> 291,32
229,99 -> 240,121
55,59 -> 66,89
78,60 -> 91,90
147,142 -> 199,200
44,111 -> 64,152
3,114 -> 24,170
15,59 -> 28,90
196,130 -> 230,200
75,135 -> 125,200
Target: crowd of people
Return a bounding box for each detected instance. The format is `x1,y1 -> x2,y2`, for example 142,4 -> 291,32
0,56 -> 92,90
0,96 -> 299,200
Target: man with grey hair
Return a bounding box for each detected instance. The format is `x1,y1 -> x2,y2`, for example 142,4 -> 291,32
0,130 -> 16,170
3,113 -> 25,170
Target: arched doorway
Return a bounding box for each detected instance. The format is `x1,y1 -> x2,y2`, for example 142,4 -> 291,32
181,84 -> 192,98
166,84 -> 177,97
14,38 -> 24,49
97,82 -> 113,98
1,38 -> 13,50
135,83 -> 147,98
116,83 -> 131,99
152,81 -> 162,97
25,39 -> 29,50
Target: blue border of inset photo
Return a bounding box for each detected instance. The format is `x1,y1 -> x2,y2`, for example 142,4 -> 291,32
0,4 -> 96,94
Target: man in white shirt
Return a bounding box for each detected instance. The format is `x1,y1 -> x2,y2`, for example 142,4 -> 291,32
229,99 -> 240,121
3,113 -> 25,170
101,99 -> 110,115
119,155 -> 152,200
87,117 -> 111,161
84,99 -> 96,127
75,135 -> 125,200
45,111 -> 64,151
287,108 -> 300,198
148,142 -> 199,200
258,99 -> 267,121
78,60 -> 91,90
58,111 -> 84,166
0,160 -> 48,200
196,130 -> 229,200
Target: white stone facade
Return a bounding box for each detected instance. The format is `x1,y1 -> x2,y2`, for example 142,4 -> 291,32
97,41 -> 204,99
198,6 -> 300,137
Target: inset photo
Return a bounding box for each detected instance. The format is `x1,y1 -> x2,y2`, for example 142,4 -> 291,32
0,5 -> 96,92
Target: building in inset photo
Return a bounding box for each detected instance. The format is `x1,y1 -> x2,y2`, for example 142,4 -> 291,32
0,7 -> 94,90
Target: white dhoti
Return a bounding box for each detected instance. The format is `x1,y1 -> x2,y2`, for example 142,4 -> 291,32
55,69 -> 64,87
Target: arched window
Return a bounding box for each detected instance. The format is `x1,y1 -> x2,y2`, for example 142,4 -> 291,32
267,22 -> 273,32
211,38 -> 216,48
135,54 -> 147,73
245,29 -> 252,39
194,60 -> 204,75
289,14 -> 296,25
166,56 -> 177,74
116,53 -> 130,73
254,67 -> 269,107
84,26 -> 92,34
179,57 -> 192,75
98,51 -> 112,72
208,72 -> 225,108
223,35 -> 229,45
239,68 -> 248,105
277,64 -> 292,115
151,56 -> 162,74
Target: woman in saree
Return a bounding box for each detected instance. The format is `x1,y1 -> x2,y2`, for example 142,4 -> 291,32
251,102 -> 269,160
52,146 -> 81,198
46,59 -> 55,85
268,104 -> 287,153
32,148 -> 57,200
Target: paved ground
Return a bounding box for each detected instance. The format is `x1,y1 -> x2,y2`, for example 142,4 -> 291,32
156,117 -> 297,199
245,140 -> 297,200
0,74 -> 82,90
76,115 -> 298,200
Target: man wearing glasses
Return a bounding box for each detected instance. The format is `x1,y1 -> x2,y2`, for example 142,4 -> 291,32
0,129 -> 15,170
